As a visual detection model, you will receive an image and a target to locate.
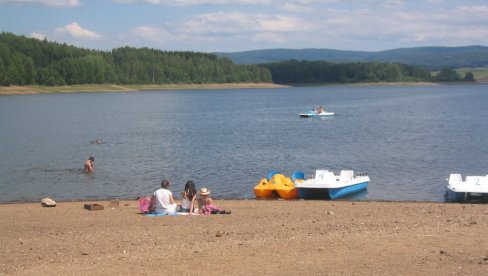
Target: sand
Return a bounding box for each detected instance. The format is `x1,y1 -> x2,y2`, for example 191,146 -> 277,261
0,200 -> 487,275
0,82 -> 447,96
0,83 -> 288,96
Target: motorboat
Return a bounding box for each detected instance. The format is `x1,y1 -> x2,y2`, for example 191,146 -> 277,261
446,174 -> 488,202
254,171 -> 303,199
294,170 -> 369,200
299,110 -> 335,118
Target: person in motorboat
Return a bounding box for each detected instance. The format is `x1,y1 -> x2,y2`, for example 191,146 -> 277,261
150,179 -> 177,215
317,105 -> 325,114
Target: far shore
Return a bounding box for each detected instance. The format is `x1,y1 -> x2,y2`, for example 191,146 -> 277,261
1,81 -> 479,96
0,83 -> 289,96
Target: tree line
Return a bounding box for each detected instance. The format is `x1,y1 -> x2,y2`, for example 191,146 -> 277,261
0,32 -> 475,86
262,60 -> 475,84
0,32 -> 271,86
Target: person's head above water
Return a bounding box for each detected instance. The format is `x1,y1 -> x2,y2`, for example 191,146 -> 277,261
89,156 -> 94,162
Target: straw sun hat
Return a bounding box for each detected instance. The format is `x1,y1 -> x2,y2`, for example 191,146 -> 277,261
199,187 -> 211,195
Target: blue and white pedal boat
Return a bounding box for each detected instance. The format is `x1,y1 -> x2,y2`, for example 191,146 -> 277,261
299,110 -> 335,118
294,170 -> 369,200
446,174 -> 488,202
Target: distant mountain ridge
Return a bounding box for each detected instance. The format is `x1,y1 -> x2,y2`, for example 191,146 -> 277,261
214,46 -> 488,70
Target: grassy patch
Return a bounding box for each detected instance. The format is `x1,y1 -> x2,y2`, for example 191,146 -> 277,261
456,67 -> 488,82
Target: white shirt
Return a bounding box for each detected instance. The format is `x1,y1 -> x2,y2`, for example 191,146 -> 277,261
181,197 -> 192,209
153,188 -> 174,212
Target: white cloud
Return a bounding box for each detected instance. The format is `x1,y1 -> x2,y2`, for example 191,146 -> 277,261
118,12 -> 316,48
113,0 -> 269,5
126,26 -> 171,43
251,32 -> 287,43
30,32 -> 47,40
0,0 -> 80,7
182,12 -> 257,34
181,12 -> 312,34
55,22 -> 102,40
280,2 -> 314,13
311,4 -> 488,49
258,15 -> 312,32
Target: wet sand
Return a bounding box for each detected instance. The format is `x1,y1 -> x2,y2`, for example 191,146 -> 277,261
0,200 -> 487,275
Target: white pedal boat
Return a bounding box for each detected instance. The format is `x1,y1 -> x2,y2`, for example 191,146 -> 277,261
294,170 -> 369,200
446,174 -> 488,202
299,110 -> 335,118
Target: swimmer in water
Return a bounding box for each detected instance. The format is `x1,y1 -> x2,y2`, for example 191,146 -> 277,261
84,156 -> 94,173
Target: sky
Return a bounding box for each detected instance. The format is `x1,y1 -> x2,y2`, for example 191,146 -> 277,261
0,0 -> 487,53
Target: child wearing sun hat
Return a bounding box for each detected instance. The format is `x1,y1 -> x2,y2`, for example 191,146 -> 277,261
198,188 -> 231,215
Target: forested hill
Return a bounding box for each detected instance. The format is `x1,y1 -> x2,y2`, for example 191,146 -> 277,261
215,46 -> 488,70
0,32 -> 272,86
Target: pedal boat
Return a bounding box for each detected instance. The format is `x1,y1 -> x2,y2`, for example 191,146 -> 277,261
294,170 -> 369,200
446,174 -> 488,202
299,110 -> 335,118
254,171 -> 303,199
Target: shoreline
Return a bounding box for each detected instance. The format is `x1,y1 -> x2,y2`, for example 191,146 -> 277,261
0,83 -> 288,96
1,81 -> 481,96
1,199 -> 487,274
0,197 -> 461,205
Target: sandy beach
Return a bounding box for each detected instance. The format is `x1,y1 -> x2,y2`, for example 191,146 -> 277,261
0,83 -> 288,96
0,199 -> 487,275
0,82 -> 447,96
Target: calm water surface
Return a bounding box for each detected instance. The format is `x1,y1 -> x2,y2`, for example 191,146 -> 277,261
1,84 -> 487,202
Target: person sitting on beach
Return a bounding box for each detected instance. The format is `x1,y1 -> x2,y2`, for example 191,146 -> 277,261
150,179 -> 177,215
84,156 -> 94,173
198,188 -> 231,215
179,180 -> 198,213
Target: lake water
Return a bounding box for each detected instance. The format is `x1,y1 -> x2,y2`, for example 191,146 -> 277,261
1,84 -> 487,203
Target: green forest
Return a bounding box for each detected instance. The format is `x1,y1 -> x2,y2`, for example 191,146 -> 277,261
0,32 -> 476,86
262,60 -> 475,84
0,32 -> 271,86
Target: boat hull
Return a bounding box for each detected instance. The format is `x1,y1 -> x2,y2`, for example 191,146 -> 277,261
297,181 -> 368,200
254,178 -> 276,199
276,188 -> 299,200
445,189 -> 465,202
254,175 -> 299,199
299,112 -> 335,118
446,174 -> 488,202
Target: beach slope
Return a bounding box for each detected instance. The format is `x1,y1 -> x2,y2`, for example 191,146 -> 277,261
0,200 -> 487,275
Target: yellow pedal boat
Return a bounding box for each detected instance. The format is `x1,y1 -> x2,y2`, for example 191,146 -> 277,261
254,171 -> 303,199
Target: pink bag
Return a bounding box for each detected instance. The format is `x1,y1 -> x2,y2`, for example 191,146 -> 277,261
201,204 -> 222,215
138,197 -> 151,213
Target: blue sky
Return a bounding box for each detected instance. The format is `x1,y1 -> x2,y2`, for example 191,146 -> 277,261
1,0 -> 487,52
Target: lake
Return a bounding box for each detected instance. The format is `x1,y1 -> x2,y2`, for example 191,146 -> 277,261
0,84 -> 487,203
